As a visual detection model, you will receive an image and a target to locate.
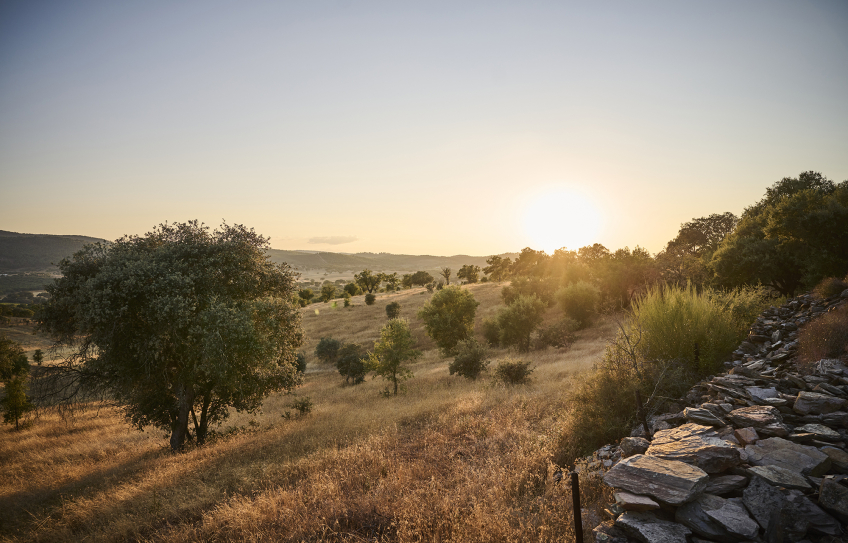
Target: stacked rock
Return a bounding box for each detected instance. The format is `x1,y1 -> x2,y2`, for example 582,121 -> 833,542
586,290 -> 848,543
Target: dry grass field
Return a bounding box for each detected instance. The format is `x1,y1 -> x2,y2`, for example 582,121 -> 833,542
1,282 -> 617,542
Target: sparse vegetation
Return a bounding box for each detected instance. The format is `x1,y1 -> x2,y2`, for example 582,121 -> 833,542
493,358 -> 534,385
799,304 -> 848,364
448,338 -> 489,379
555,281 -> 599,328
364,292 -> 376,305
385,301 -> 401,319
814,276 -> 848,299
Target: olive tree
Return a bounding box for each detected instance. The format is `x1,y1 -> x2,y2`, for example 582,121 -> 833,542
368,318 -> 421,395
37,221 -> 304,451
417,285 -> 479,356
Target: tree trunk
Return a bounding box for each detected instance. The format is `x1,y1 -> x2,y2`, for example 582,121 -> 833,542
196,392 -> 212,446
393,373 -> 398,395
170,384 -> 194,452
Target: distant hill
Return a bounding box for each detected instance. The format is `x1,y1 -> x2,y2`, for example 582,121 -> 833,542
0,230 -> 512,279
0,230 -> 106,273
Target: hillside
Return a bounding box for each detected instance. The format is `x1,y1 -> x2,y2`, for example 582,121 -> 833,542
0,231 -> 106,273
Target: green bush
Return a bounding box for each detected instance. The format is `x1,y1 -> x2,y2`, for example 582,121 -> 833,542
555,281 -> 599,328
295,352 -> 307,374
799,304 -> 848,364
386,301 -> 401,319
315,337 -> 341,364
283,396 -> 313,418
493,358 -> 534,385
535,317 -> 578,349
482,317 -> 501,347
449,338 -> 489,379
501,277 -> 558,306
343,293 -> 351,307
496,295 -> 546,353
417,285 -> 480,356
814,277 -> 848,299
336,343 -> 367,384
364,293 -> 376,305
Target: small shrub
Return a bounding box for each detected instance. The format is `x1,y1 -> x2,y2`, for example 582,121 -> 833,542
364,293 -> 376,305
315,337 -> 341,364
283,396 -> 313,419
337,343 -> 367,384
555,281 -> 599,328
295,352 -> 307,374
799,304 -> 848,364
343,294 -> 351,307
386,301 -> 401,319
425,282 -> 435,293
482,317 -> 501,347
536,317 -> 578,349
814,277 -> 848,299
493,358 -> 534,385
449,338 -> 489,379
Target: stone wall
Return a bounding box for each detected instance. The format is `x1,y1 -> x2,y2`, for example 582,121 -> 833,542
583,290 -> 848,543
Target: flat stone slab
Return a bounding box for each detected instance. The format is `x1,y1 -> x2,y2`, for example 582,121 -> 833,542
794,391 -> 848,415
676,493 -> 759,541
727,406 -> 789,437
646,423 -> 741,474
742,475 -> 786,530
822,446 -> 848,474
744,436 -> 831,476
746,386 -> 779,401
705,474 -> 748,495
614,491 -> 660,511
683,407 -> 724,426
819,477 -> 848,523
604,454 -> 708,505
794,423 -> 842,441
748,465 -> 811,490
615,511 -> 692,543
619,436 -> 650,458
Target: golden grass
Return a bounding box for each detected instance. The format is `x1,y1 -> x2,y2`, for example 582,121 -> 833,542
1,283 -> 617,542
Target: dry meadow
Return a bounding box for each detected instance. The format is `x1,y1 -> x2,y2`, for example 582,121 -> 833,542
1,282 -> 617,542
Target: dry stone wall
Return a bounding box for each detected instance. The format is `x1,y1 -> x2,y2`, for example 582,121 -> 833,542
585,290 -> 848,543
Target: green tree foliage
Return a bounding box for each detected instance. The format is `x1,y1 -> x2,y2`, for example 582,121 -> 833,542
364,293 -> 376,305
656,213 -> 738,286
417,285 -> 480,356
354,269 -> 384,293
406,271 -> 435,288
336,343 -> 367,384
320,284 -> 337,303
383,273 -> 401,292
440,267 -> 451,286
32,349 -> 43,366
0,335 -> 30,380
492,359 -> 534,385
456,264 -> 480,284
367,319 -> 421,395
495,295 -> 546,353
385,301 -> 401,319
2,375 -> 33,430
483,255 -> 512,282
555,281 -> 600,328
449,338 -> 489,379
712,172 -> 848,295
511,248 -> 550,278
500,276 -> 559,306
295,352 -> 307,374
315,337 -> 342,363
343,282 -> 361,296
481,317 -> 501,347
298,288 -> 315,305
37,221 -> 303,451
536,317 -> 578,349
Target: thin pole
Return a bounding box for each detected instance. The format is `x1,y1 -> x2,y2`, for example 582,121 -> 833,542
571,470 -> 583,543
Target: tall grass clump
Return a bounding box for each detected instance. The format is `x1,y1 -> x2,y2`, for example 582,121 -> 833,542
799,304 -> 848,364
554,284 -> 771,465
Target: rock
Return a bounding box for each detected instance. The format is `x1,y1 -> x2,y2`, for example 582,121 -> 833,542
604,454 -> 708,506
734,427 -> 760,446
793,391 -> 848,415
744,437 -> 831,476
614,491 -> 660,511
727,406 -> 790,437
592,520 -> 631,543
748,465 -> 811,490
747,386 -> 779,401
619,436 -> 650,458
819,476 -> 848,523
646,423 -> 741,474
683,407 -> 724,426
742,475 -> 787,529
821,410 -> 848,428
615,511 -> 692,543
785,489 -> 843,537
675,493 -> 759,541
764,497 -> 809,543
793,423 -> 841,441
705,474 -> 748,495
821,446 -> 848,474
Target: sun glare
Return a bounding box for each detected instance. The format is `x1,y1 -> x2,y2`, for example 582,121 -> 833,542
522,188 -> 603,254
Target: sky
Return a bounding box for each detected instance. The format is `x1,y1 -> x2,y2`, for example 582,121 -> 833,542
1,1 -> 847,257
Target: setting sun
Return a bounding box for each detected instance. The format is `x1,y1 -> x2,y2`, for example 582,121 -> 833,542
522,188 -> 603,254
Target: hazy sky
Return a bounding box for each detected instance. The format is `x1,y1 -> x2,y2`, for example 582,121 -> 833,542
1,1 -> 847,256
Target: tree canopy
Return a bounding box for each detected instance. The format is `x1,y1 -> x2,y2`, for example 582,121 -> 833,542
367,318 -> 420,395
37,221 -> 303,451
354,269 -> 384,293
417,285 -> 480,356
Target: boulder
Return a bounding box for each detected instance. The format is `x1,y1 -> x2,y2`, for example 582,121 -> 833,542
675,493 -> 759,541
793,391 -> 847,415
746,386 -> 779,402
821,410 -> 848,428
604,454 -> 708,506
619,436 -> 650,458
615,511 -> 692,543
646,423 -> 741,474
748,465 -> 811,490
742,475 -> 787,529
744,437 -> 831,476
614,491 -> 660,511
683,407 -> 724,426
726,406 -> 790,437
705,474 -> 748,495
785,489 -> 843,537
592,520 -> 631,543
819,476 -> 848,523
821,445 -> 848,474
734,427 -> 759,446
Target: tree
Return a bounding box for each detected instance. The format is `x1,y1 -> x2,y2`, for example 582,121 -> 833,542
355,269 -> 384,293
407,271 -> 434,287
449,338 -> 489,379
343,282 -> 361,297
386,301 -> 401,319
298,288 -> 315,305
365,293 -> 376,305
368,319 -> 421,395
32,349 -> 44,366
496,295 -> 546,353
336,343 -> 367,384
320,284 -> 337,303
483,255 -> 512,282
315,337 -> 342,363
457,264 -> 480,284
37,221 -> 304,451
440,267 -> 452,286
2,375 -> 33,430
383,273 -> 401,292
555,281 -> 599,328
511,248 -> 549,278
0,335 -> 30,380
417,285 -> 480,356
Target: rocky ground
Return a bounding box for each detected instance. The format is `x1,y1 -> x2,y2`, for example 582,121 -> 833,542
582,290 -> 848,543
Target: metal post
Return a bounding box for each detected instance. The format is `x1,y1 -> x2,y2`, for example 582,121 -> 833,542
571,470 -> 583,543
